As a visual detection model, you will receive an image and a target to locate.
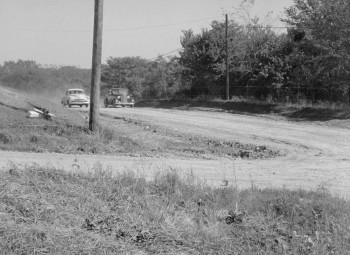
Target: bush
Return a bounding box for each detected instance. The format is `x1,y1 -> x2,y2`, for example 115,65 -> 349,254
0,131 -> 13,144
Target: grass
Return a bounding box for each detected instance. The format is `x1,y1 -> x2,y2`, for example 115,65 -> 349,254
0,86 -> 154,155
0,165 -> 349,254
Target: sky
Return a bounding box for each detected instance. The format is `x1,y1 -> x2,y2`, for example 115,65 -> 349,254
0,0 -> 294,68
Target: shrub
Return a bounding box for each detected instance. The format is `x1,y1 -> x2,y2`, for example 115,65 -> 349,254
0,131 -> 12,144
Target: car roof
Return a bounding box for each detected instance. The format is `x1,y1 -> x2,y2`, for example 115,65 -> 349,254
67,89 -> 84,92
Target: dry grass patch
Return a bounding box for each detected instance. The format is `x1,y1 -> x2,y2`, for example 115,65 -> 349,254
0,166 -> 349,254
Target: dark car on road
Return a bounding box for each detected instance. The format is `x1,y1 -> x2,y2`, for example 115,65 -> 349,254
104,88 -> 134,108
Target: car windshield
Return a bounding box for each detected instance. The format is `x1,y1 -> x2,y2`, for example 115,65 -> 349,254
69,90 -> 83,94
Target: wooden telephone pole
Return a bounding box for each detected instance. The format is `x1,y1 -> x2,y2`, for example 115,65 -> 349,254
89,0 -> 104,132
225,14 -> 230,100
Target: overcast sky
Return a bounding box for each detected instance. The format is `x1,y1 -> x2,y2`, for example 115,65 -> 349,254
0,0 -> 294,68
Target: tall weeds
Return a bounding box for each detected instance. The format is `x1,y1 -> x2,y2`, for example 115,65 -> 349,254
0,165 -> 349,254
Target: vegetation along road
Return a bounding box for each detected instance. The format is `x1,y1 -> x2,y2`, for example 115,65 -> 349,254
1,106 -> 349,197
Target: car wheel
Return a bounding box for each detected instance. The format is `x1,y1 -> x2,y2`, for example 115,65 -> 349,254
85,104 -> 88,108
69,104 -> 72,108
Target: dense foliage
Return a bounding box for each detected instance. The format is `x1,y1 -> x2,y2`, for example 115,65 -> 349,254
283,0 -> 350,104
101,56 -> 184,100
178,0 -> 350,103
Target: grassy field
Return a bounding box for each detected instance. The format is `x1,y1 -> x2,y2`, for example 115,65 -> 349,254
0,165 -> 349,254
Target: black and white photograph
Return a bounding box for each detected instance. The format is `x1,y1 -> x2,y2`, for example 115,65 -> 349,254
0,0 -> 349,254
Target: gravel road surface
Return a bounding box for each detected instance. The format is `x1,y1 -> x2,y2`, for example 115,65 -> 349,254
1,107 -> 349,197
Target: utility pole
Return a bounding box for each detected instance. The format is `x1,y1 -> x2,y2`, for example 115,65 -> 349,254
89,0 -> 104,132
225,14 -> 230,100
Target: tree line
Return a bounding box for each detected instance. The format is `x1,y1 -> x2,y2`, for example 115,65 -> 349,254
0,60 -> 91,96
178,0 -> 350,104
102,0 -> 350,104
1,0 -> 349,105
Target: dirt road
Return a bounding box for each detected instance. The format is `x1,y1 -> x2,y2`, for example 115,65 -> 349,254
1,107 -> 349,197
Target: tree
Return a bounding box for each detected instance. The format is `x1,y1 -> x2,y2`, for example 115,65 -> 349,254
142,56 -> 183,99
283,0 -> 350,103
102,57 -> 148,99
179,16 -> 287,99
0,60 -> 91,93
177,0 -> 350,103
102,56 -> 183,100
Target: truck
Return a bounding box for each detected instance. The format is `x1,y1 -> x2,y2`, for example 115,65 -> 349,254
103,87 -> 134,108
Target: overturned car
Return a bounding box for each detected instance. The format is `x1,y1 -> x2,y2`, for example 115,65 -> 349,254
104,88 -> 134,108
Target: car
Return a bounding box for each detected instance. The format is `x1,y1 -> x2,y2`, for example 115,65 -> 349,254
104,87 -> 134,108
61,88 -> 90,108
